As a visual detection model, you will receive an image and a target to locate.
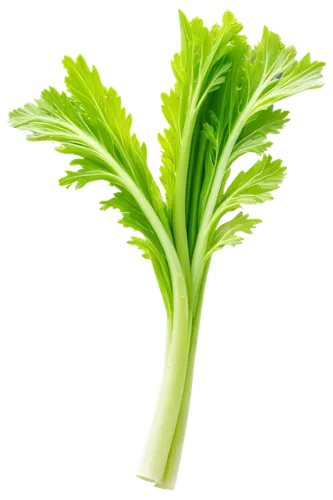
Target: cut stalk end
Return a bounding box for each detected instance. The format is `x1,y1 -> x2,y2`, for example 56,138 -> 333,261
136,474 -> 178,493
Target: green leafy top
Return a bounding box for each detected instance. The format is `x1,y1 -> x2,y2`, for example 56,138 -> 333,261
9,10 -> 325,316
9,57 -> 176,320
176,14 -> 325,302
159,10 -> 242,210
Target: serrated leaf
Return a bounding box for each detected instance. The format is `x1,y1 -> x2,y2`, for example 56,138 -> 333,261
206,212 -> 261,260
63,55 -> 170,234
201,61 -> 232,100
249,23 -> 327,111
230,107 -> 290,162
220,154 -> 286,209
100,191 -> 161,250
59,159 -> 118,189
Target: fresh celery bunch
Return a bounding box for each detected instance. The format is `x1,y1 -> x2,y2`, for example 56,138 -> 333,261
9,10 -> 324,490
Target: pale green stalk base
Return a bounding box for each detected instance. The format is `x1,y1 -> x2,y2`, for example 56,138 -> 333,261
136,287 -> 189,482
136,262 -> 211,492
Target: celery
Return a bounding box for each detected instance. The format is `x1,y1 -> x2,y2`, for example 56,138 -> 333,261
9,10 -> 325,489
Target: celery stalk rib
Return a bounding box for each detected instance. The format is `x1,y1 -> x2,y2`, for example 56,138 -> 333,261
155,260 -> 211,489
136,275 -> 189,482
136,262 -> 211,492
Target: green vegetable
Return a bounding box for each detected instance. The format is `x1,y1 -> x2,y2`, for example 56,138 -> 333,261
9,9 -> 324,490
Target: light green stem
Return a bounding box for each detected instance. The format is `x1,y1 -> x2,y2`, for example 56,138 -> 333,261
155,260 -> 211,490
137,284 -> 189,483
172,108 -> 198,299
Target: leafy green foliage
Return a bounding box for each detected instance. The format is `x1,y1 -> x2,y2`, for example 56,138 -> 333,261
250,30 -> 324,122
181,22 -> 324,265
100,191 -> 161,247
9,10 -> 325,293
59,159 -> 119,189
10,86 -> 96,145
230,107 -> 290,163
8,10 -> 324,330
215,155 -> 287,216
205,153 -> 288,260
62,56 -> 170,232
217,106 -> 293,208
159,10 -> 242,210
206,212 -> 261,260
9,57 -> 173,318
